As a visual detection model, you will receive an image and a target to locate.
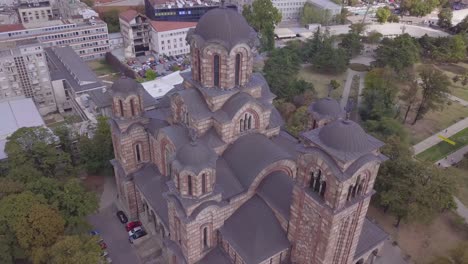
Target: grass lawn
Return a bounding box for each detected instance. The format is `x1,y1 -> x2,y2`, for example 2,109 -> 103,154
298,65 -> 347,100
416,128 -> 468,162
404,101 -> 468,144
86,59 -> 117,76
448,166 -> 468,207
433,64 -> 468,102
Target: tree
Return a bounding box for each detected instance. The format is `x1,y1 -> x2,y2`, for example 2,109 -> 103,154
48,235 -> 101,264
300,2 -> 332,25
419,34 -> 466,63
242,0 -> 282,51
79,116 -> 114,173
388,13 -> 400,23
339,32 -> 363,57
364,117 -> 408,140
286,106 -> 309,136
53,124 -> 77,165
376,7 -> 391,23
330,79 -> 340,90
307,31 -> 350,73
412,65 -> 450,124
374,34 -> 420,74
360,68 -> 398,121
5,127 -> 73,178
350,22 -> 366,35
263,46 -> 301,98
401,0 -> 440,16
400,80 -> 420,123
100,9 -> 120,33
365,30 -> 383,43
145,69 -> 157,81
336,8 -> 349,25
438,8 -> 453,28
82,0 -> 94,7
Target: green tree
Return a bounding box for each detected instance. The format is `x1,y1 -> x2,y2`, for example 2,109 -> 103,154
310,34 -> 349,73
350,22 -> 366,35
100,9 -> 120,33
364,117 -> 408,140
401,0 -> 440,16
365,30 -> 383,43
48,235 -> 101,264
79,116 -> 114,173
400,80 -> 420,123
412,65 -> 450,124
242,0 -> 282,51
330,79 -> 340,90
438,8 -> 453,28
300,2 -> 332,25
286,106 -> 309,136
388,13 -> 400,23
374,34 -> 420,74
263,46 -> 301,98
360,68 -> 398,120
5,127 -> 73,178
376,6 -> 391,23
145,69 -> 157,80
339,32 -> 363,57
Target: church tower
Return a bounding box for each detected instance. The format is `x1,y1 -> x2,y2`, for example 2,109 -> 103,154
109,77 -> 150,219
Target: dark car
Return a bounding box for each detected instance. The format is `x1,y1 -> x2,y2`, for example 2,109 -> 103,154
125,221 -> 142,232
116,211 -> 128,224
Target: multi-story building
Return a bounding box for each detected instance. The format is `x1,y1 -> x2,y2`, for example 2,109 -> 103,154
0,18 -> 110,60
145,0 -> 236,21
119,10 -> 151,58
0,39 -> 56,115
17,0 -> 57,24
150,20 -> 196,56
110,7 -> 388,264
0,6 -> 19,25
108,32 -> 124,50
271,0 -> 307,21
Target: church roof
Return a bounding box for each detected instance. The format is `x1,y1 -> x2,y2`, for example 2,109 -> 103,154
109,77 -> 143,97
223,133 -> 292,189
308,97 -> 344,119
197,246 -> 232,264
190,7 -> 257,50
175,141 -> 217,173
354,218 -> 389,260
220,195 -> 290,264
257,171 -> 294,220
216,158 -> 244,200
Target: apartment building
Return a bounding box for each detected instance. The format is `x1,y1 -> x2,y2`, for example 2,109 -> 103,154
17,0 -> 57,24
119,10 -> 151,58
150,20 -> 196,56
0,18 -> 110,60
272,0 -> 307,21
0,39 -> 56,115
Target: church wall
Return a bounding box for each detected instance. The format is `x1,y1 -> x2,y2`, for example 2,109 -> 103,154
116,125 -> 150,174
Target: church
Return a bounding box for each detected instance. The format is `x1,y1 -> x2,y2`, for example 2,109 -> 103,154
109,5 -> 389,264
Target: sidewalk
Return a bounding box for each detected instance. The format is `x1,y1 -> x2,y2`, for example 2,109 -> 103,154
435,145 -> 468,168
412,117 -> 468,155
340,69 -> 359,108
446,94 -> 468,107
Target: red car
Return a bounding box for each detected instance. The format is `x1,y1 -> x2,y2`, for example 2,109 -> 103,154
125,221 -> 142,232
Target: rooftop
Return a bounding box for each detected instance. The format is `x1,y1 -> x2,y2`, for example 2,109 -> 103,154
141,71 -> 184,99
150,20 -> 197,32
0,98 -> 45,160
0,24 -> 24,33
119,9 -> 139,23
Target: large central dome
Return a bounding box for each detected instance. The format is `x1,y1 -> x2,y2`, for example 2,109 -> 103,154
191,7 -> 257,50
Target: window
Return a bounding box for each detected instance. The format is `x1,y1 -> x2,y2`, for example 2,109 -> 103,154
165,147 -> 172,176
130,98 -> 135,116
347,176 -> 364,201
203,226 -> 208,248
175,217 -> 181,244
188,175 -> 193,196
197,49 -> 201,81
310,169 -> 326,197
135,144 -> 141,163
118,99 -> 124,117
240,113 -> 253,132
235,53 -> 241,86
213,54 -> 220,87
202,173 -> 207,194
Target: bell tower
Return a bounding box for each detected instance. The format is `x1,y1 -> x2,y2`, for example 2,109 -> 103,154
109,77 -> 150,219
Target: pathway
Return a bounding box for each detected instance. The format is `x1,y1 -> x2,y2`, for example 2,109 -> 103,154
340,69 -> 359,108
447,93 -> 468,107
412,117 -> 468,155
356,72 -> 367,109
454,198 -> 468,224
435,145 -> 468,168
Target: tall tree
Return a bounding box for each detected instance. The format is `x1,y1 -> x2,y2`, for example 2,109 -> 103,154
374,34 -> 420,74
79,116 -> 114,173
412,65 -> 450,124
242,0 -> 282,51
48,235 -> 101,264
401,0 -> 440,16
5,127 -> 73,178
376,6 -> 391,23
438,8 -> 453,29
100,9 -> 120,33
400,80 -> 420,123
339,32 -> 363,57
300,2 -> 332,25
263,46 -> 301,97
145,69 -> 157,81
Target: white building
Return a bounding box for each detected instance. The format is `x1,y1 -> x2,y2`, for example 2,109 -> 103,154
17,0 -> 56,24
308,0 -> 341,16
150,20 -> 196,56
0,98 -> 45,160
272,0 -> 307,21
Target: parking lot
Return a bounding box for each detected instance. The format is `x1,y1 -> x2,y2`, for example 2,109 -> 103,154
126,53 -> 190,80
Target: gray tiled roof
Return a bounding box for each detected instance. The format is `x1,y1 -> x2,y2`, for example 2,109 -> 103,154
109,77 -> 144,97
133,163 -> 169,227
221,92 -> 257,119
220,195 -> 290,264
189,8 -> 257,50
223,133 -> 292,189
216,158 -> 244,200
197,246 -> 231,264
257,171 -> 294,220
175,141 -> 217,173
308,97 -> 344,119
354,218 -> 389,259
52,46 -> 99,85
87,86 -> 157,109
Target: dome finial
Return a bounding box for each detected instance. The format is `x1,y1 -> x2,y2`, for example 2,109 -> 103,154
189,127 -> 198,145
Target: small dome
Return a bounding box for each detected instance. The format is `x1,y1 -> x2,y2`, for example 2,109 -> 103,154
309,97 -> 343,118
191,7 -> 256,49
109,77 -> 142,97
318,119 -> 372,153
176,142 -> 217,172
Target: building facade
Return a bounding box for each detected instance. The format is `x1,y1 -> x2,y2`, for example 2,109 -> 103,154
119,10 -> 151,58
0,18 -> 110,60
145,0 -> 236,22
0,39 -> 56,115
110,6 -> 388,264
17,0 -> 56,24
150,20 -> 196,56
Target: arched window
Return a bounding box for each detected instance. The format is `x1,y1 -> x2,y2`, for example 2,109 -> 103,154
202,226 -> 209,249
187,175 -> 193,196
320,181 -> 326,197
118,99 -> 124,117
165,147 -> 172,177
241,113 -> 254,132
235,53 -> 241,86
202,173 -> 207,194
197,49 -> 201,82
243,113 -> 248,131
130,98 -> 135,116
310,169 -> 326,197
313,170 -> 321,193
248,115 -> 252,129
239,119 -> 243,132
213,54 -> 220,87
135,144 -> 141,163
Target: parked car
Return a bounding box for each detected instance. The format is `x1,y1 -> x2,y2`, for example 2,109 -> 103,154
89,230 -> 100,236
128,227 -> 147,244
125,221 -> 142,232
116,211 -> 128,224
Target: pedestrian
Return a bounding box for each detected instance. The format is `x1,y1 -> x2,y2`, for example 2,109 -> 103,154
451,158 -> 455,164
445,129 -> 448,133
438,162 -> 441,167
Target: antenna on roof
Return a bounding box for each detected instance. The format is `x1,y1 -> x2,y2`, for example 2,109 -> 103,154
344,98 -> 354,120
189,127 -> 198,145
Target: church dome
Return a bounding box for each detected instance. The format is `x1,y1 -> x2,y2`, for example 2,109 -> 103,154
191,7 -> 257,50
176,141 -> 217,173
109,77 -> 142,97
318,119 -> 372,153
308,97 -> 343,118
